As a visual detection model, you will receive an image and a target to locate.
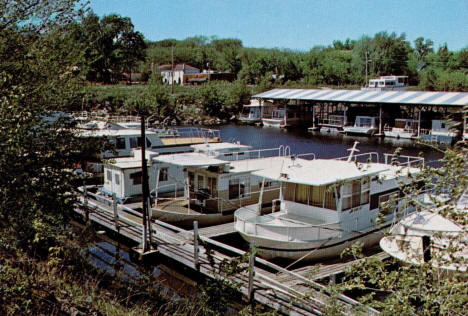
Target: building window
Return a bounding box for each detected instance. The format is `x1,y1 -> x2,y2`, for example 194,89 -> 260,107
114,174 -> 120,185
130,171 -> 142,185
159,168 -> 168,182
116,137 -> 126,150
137,136 -> 152,148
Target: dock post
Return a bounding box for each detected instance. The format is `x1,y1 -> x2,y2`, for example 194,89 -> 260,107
83,184 -> 89,222
193,221 -> 200,270
248,241 -> 256,302
112,193 -> 119,229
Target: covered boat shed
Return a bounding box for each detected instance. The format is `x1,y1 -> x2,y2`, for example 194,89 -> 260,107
253,88 -> 468,135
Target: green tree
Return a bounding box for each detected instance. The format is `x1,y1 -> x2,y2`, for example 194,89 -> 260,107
78,12 -> 146,83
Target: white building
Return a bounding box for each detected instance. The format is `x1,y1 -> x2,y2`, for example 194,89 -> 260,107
158,63 -> 200,85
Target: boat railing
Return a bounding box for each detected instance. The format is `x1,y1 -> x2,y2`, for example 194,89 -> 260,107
235,208 -> 341,241
296,152 -> 316,160
336,152 -> 380,163
383,153 -> 425,168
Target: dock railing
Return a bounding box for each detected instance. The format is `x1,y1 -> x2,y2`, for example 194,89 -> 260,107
77,186 -> 379,315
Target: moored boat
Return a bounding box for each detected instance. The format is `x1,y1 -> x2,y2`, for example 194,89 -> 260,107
343,116 -> 379,136
380,192 -> 467,272
234,144 -> 425,260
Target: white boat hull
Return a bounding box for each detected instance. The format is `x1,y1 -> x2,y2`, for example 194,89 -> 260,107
237,223 -> 388,260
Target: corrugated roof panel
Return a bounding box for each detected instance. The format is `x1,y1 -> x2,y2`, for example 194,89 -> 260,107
366,91 -> 399,102
427,92 -> 460,105
336,90 -> 363,101
291,89 -> 321,99
252,89 -> 468,106
315,89 -> 349,100
452,94 -> 468,106
350,91 -> 381,102
406,92 -> 441,104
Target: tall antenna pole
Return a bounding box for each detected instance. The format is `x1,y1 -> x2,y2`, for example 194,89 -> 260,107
141,115 -> 151,252
171,46 -> 174,95
365,51 -> 369,86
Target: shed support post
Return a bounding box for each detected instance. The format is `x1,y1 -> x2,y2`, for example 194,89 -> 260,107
193,221 -> 199,270
312,104 -> 316,129
248,241 -> 256,302
379,104 -> 382,135
417,108 -> 421,138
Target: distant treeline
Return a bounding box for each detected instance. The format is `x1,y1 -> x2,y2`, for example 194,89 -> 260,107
71,12 -> 467,92
140,34 -> 468,91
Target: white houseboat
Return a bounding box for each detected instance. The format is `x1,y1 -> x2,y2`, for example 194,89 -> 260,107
102,142 -> 253,202
384,118 -> 419,139
420,120 -> 458,144
380,191 -> 467,272
343,116 -> 379,136
363,75 -> 409,91
149,150 -> 293,227
239,99 -> 273,125
234,147 -> 424,260
262,104 -> 302,128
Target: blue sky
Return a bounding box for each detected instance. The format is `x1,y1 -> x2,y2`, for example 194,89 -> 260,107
89,0 -> 467,51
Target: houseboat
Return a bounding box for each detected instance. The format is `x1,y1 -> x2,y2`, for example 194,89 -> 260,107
262,104 -> 302,128
239,99 -> 273,125
363,75 -> 409,91
234,146 -> 424,260
343,116 -> 379,136
101,142 -> 254,203
420,120 -> 458,144
380,191 -> 467,272
384,118 -> 419,139
149,151 -> 292,227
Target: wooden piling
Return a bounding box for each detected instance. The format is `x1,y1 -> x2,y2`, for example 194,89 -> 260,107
193,221 -> 199,270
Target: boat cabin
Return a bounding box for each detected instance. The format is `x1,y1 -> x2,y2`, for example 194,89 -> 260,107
344,116 -> 379,135
152,153 -> 283,215
367,76 -> 408,90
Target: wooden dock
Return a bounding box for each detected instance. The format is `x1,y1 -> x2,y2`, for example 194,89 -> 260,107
76,190 -> 380,315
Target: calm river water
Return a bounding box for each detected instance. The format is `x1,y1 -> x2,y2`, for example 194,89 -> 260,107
219,124 -> 443,163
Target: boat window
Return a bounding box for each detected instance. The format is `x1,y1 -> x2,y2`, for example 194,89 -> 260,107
208,177 -> 217,197
114,174 -> 120,185
295,184 -> 309,204
229,178 -> 240,200
188,171 -> 195,189
288,112 -> 295,118
240,178 -> 250,198
130,171 -> 142,185
137,137 -> 152,148
106,170 -> 112,183
116,137 -> 126,150
129,137 -> 138,149
378,192 -> 399,215
197,175 -> 204,190
159,167 -> 168,182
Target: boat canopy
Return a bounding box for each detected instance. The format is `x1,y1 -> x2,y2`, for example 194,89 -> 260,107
252,158 -> 389,186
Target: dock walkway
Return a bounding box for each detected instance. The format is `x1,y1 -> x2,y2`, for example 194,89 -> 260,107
76,191 -> 379,315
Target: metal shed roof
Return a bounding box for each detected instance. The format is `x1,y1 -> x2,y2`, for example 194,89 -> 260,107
253,89 -> 468,107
